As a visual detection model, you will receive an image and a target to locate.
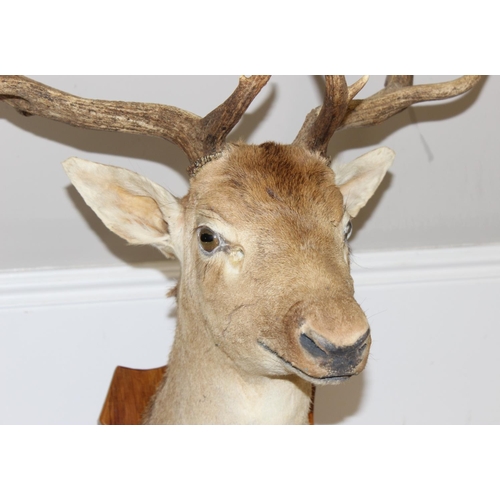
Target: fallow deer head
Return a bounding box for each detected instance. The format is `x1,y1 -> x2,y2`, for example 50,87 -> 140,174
0,75 -> 482,423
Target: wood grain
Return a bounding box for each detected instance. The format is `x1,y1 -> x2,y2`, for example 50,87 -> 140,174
100,366 -> 166,425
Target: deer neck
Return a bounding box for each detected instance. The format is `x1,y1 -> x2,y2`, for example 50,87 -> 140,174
145,299 -> 312,424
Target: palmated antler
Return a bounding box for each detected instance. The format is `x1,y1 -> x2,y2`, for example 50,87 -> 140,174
0,75 -> 270,164
294,75 -> 483,156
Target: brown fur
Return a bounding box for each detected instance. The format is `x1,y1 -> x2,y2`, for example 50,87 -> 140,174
63,142 -> 394,424
144,143 -> 372,423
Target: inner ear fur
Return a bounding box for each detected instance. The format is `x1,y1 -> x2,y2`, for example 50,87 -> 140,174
333,147 -> 395,218
62,157 -> 182,258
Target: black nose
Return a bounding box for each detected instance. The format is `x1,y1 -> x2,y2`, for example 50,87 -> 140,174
299,329 -> 370,374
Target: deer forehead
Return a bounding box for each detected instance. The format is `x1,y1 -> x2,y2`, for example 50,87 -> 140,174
184,143 -> 345,234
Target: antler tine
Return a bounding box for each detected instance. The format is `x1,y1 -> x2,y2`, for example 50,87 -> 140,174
0,75 -> 271,165
348,75 -> 370,101
293,75 -> 482,155
200,75 -> 271,155
293,75 -> 369,157
339,75 -> 483,130
293,76 -> 348,156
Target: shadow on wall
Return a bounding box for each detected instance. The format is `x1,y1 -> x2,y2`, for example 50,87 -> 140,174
0,101 -> 190,266
0,102 -> 189,176
313,373 -> 366,424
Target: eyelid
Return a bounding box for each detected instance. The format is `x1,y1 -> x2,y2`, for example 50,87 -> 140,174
196,225 -> 224,240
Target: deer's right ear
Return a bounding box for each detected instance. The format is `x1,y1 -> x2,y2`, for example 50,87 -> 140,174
62,157 -> 183,259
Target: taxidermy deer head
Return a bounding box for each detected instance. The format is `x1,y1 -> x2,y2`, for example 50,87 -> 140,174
0,75 -> 482,424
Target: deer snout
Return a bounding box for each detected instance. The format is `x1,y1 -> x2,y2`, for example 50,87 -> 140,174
299,328 -> 371,376
259,299 -> 372,383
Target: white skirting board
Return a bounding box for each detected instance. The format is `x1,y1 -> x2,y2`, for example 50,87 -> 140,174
1,244 -> 499,424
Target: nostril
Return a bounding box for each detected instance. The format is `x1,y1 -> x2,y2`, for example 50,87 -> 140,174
355,329 -> 370,351
299,333 -> 329,359
300,328 -> 371,363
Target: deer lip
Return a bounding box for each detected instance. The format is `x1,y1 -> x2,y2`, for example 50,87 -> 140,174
257,340 -> 352,384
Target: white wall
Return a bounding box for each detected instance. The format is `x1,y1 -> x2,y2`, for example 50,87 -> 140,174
1,246 -> 499,424
1,76 -> 499,270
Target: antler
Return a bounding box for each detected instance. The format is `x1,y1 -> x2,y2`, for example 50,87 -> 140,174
0,75 -> 270,164
1,75 -> 482,165
293,76 -> 367,155
294,75 -> 483,156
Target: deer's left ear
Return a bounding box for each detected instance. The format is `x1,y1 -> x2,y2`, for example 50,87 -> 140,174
333,147 -> 395,218
62,157 -> 183,259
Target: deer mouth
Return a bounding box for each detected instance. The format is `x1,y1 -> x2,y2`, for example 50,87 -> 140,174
257,340 -> 354,385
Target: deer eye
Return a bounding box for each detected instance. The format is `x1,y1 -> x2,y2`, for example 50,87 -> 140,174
198,227 -> 221,253
344,221 -> 353,240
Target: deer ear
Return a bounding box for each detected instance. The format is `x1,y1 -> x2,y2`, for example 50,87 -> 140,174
334,147 -> 395,218
62,157 -> 183,259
